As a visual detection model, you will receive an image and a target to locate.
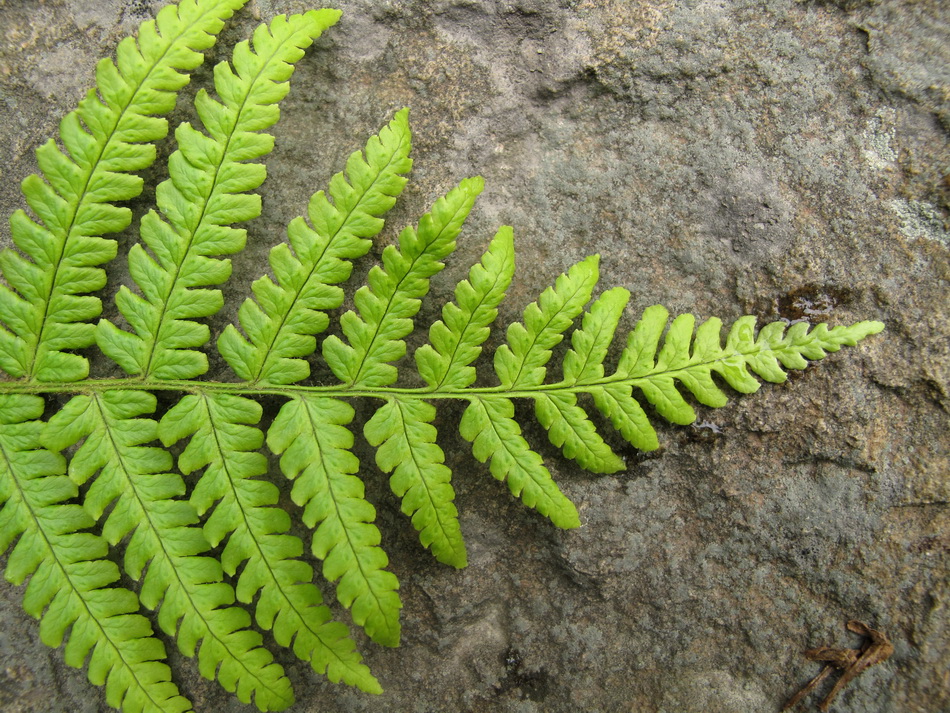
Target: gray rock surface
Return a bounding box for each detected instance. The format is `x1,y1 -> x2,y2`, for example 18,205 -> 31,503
0,0 -> 947,712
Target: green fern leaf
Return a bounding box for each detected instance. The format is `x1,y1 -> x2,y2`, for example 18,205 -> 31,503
532,285 -> 631,473
0,0 -> 247,382
158,394 -> 380,693
0,4 -> 888,710
534,392 -> 625,474
322,177 -> 484,387
738,318 -> 885,379
44,392 -> 293,711
615,303 -> 669,379
365,398 -> 467,568
0,395 -> 190,713
97,10 -> 339,380
611,308 -> 886,436
267,396 -> 402,647
460,396 -> 581,528
415,225 -> 515,390
493,254 -> 599,388
562,286 -> 630,385
218,110 -> 413,384
590,383 -> 660,451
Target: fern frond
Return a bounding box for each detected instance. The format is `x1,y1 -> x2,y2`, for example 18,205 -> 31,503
0,0 -> 246,382
493,254 -> 600,388
415,226 -> 515,390
97,10 -> 339,380
0,395 -> 190,713
365,398 -> 467,568
322,177 -> 484,387
43,393 -> 293,711
158,393 -> 380,693
460,396 -> 581,529
218,110 -> 413,384
0,4 -> 889,708
267,396 -> 402,647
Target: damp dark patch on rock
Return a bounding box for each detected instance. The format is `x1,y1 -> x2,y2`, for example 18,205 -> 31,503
777,284 -> 855,322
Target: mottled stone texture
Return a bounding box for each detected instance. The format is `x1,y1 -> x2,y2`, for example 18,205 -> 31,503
0,0 -> 947,712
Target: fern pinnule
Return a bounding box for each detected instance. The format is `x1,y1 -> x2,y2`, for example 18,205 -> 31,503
267,396 -> 402,648
97,9 -> 340,381
493,253 -> 600,389
218,109 -> 413,385
0,395 -> 190,713
415,225 -> 516,391
535,391 -> 626,474
365,397 -> 467,568
158,393 -> 381,693
0,0 -> 247,383
589,383 -> 660,452
44,390 -> 294,711
562,286 -> 631,386
461,395 -> 583,528
322,176 -> 485,387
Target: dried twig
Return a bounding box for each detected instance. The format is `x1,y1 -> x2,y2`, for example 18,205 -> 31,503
782,620 -> 893,711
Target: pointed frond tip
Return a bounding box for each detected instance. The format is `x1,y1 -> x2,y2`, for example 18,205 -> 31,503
0,1 -> 887,710
609,306 -> 885,432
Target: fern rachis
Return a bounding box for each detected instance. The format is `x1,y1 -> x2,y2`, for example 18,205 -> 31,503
0,3 -> 884,713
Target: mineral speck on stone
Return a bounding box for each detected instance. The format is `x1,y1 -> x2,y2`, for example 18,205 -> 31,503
0,1 -> 947,712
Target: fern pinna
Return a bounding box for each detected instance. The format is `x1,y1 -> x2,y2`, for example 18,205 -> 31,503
0,2 -> 884,712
